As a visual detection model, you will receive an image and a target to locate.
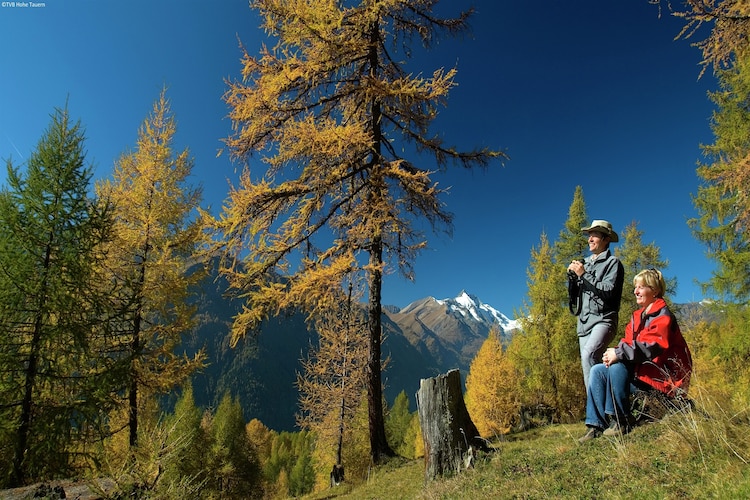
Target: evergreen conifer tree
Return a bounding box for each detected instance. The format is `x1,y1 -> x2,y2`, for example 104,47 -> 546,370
549,186 -> 591,418
207,393 -> 261,498
516,233 -> 578,419
384,390 -> 412,455
0,106 -> 112,486
161,383 -> 208,492
553,186 -> 589,265
615,222 -> 671,319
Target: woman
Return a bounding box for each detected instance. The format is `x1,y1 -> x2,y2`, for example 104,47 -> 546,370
578,268 -> 692,443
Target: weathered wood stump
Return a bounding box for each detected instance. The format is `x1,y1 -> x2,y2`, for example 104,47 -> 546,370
416,369 -> 486,481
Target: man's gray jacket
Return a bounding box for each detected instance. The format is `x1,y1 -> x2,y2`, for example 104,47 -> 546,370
572,249 -> 624,337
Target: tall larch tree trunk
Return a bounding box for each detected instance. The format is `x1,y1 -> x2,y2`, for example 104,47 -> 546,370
367,233 -> 392,461
364,17 -> 393,461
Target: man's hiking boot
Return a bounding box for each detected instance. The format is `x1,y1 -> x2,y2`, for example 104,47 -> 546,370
577,426 -> 602,444
603,419 -> 630,437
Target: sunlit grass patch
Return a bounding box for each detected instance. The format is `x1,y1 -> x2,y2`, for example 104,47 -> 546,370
301,388 -> 750,500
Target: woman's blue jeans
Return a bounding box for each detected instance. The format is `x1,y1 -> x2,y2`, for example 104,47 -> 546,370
585,362 -> 638,429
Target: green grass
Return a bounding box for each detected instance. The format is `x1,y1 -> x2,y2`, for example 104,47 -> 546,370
303,402 -> 750,500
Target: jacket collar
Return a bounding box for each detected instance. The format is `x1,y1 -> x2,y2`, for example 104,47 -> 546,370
589,248 -> 612,263
636,297 -> 667,320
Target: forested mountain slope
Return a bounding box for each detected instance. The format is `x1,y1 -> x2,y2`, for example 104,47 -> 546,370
181,269 -> 517,431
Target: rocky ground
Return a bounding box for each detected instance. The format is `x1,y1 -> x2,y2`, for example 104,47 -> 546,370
0,478 -> 117,500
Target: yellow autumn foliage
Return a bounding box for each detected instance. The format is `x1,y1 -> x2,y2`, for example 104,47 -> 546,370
465,327 -> 520,437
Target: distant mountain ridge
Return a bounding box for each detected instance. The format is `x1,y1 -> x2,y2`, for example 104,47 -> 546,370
184,272 -> 519,432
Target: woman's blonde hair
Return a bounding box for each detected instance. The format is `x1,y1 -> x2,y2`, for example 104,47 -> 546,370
633,268 -> 666,298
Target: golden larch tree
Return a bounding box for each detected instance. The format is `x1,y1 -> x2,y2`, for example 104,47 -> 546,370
212,0 -> 505,463
651,0 -> 750,76
96,89 -> 205,450
465,327 -> 520,437
296,283 -> 368,486
690,50 -> 750,301
653,2 -> 750,302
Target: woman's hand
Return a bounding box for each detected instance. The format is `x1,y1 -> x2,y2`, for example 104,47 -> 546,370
602,348 -> 618,367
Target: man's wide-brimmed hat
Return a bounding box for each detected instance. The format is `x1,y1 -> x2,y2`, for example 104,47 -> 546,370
581,219 -> 619,242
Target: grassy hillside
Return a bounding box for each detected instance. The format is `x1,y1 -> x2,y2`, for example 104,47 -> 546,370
303,392 -> 750,500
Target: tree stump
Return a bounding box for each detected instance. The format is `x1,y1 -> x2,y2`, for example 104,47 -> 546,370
416,369 -> 486,481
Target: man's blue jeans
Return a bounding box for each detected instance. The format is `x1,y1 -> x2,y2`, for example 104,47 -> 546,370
579,321 -> 616,388
585,362 -> 639,429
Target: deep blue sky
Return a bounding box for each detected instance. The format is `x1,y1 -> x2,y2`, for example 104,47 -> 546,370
0,1 -> 717,316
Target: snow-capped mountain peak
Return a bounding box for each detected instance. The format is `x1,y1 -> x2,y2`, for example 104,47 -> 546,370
435,290 -> 518,331
387,291 -> 520,373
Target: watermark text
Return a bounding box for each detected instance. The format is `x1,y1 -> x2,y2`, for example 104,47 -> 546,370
1,2 -> 47,8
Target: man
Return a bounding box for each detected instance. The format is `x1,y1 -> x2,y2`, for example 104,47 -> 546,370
567,219 -> 624,389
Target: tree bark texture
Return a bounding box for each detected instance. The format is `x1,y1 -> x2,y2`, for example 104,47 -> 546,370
416,369 -> 485,481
